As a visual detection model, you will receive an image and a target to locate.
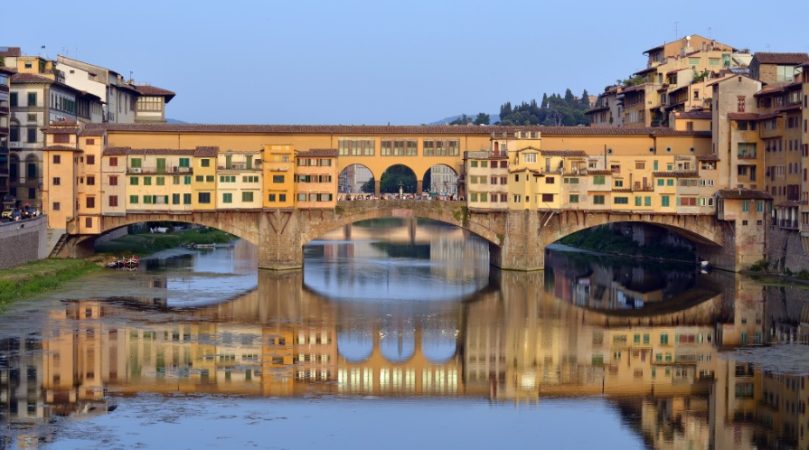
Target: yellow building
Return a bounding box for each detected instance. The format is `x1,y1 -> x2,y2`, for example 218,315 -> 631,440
294,149 -> 338,209
216,150 -> 262,209
192,147 -> 217,211
263,144 -> 295,208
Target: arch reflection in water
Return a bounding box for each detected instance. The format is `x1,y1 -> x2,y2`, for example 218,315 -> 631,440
303,218 -> 490,302
1,257 -> 808,449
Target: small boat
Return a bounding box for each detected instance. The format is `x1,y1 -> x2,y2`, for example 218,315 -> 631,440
192,243 -> 216,249
105,255 -> 140,269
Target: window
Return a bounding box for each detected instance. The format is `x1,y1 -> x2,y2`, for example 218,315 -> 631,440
738,143 -> 756,159
179,157 -> 190,167
222,193 -> 232,204
523,153 -> 537,163
593,175 -> 605,185
54,134 -> 69,144
380,140 -> 417,156
614,196 -> 628,205
27,127 -> 37,143
660,334 -> 669,345
109,157 -> 118,167
172,193 -> 180,205
130,177 -> 139,185
51,176 -> 61,186
183,193 -> 192,204
86,155 -> 95,165
470,160 -> 478,168
569,194 -> 579,203
184,175 -> 192,185
737,96 -> 745,113
198,192 -> 211,204
143,176 -> 152,186
86,138 -> 95,145
10,92 -> 17,107
541,194 -> 554,202
756,201 -> 764,213
593,195 -> 605,205
109,195 -> 118,207
667,179 -> 674,186
279,194 -> 287,202
200,159 -> 210,167
242,192 -> 254,202
268,193 -> 276,202
635,196 -> 641,207
423,139 -> 460,156
129,195 -> 138,204
53,201 -> 60,211
661,195 -> 670,207
272,175 -> 284,183
130,158 -> 142,168
109,175 -> 118,186
545,176 -> 555,184
644,196 -> 651,207
156,176 -> 165,186
27,92 -> 37,106
742,200 -> 750,212
86,176 -> 95,186
338,139 -> 375,156
85,217 -> 92,228
206,175 -> 214,182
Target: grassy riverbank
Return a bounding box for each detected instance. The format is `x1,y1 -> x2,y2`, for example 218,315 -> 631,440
95,228 -> 234,255
559,226 -> 695,262
0,259 -> 99,310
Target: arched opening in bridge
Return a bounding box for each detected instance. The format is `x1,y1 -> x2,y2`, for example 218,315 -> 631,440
545,222 -> 724,313
338,163 -> 374,194
421,164 -> 459,198
302,217 -> 491,301
337,328 -> 374,362
379,164 -> 417,195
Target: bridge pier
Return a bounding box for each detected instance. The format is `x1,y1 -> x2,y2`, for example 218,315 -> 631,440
490,210 -> 545,271
259,211 -> 304,270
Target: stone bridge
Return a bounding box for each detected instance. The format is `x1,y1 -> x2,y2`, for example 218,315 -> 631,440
61,200 -> 752,271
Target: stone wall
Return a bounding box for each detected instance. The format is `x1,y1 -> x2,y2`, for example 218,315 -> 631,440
0,216 -> 48,269
765,226 -> 809,273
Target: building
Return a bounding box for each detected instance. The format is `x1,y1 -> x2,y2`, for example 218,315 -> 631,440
55,55 -> 141,124
0,66 -> 11,200
749,52 -> 809,85
132,84 -> 175,123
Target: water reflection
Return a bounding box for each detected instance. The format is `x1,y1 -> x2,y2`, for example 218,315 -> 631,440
0,221 -> 807,449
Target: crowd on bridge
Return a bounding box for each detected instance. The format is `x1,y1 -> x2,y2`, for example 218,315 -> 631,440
337,193 -> 462,202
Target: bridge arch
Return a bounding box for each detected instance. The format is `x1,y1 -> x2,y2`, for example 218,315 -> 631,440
337,328 -> 374,363
421,164 -> 459,197
302,201 -> 502,248
97,212 -> 261,246
337,163 -> 374,194
379,164 -> 417,194
540,210 -> 724,249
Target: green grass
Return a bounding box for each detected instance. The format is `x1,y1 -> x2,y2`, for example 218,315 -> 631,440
0,259 -> 99,310
95,228 -> 234,255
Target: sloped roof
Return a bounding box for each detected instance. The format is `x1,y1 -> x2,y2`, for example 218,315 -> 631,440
753,52 -> 809,65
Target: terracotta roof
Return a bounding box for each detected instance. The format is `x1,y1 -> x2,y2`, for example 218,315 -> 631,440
103,147 -> 197,156
696,154 -> 720,161
753,52 -> 809,65
79,129 -> 106,137
297,149 -> 338,158
727,113 -> 759,121
653,171 -> 699,178
0,47 -> 21,57
193,146 -> 218,157
754,81 -> 801,96
541,150 -> 587,157
717,188 -> 772,200
41,145 -> 80,152
675,111 -> 712,120
82,123 -> 710,138
10,73 -> 54,84
133,84 -> 176,102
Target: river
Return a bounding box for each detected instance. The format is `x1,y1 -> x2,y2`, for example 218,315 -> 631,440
0,218 -> 807,449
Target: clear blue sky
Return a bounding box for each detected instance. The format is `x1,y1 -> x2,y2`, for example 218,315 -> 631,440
2,0 -> 808,124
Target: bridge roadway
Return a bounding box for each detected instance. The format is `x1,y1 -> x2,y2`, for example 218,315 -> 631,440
61,199 -> 745,271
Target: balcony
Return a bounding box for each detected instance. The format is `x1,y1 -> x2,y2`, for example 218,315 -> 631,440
126,166 -> 193,175
217,163 -> 261,171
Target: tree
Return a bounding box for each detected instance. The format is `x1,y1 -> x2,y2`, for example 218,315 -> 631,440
540,93 -> 548,109
564,89 -> 575,104
449,114 -> 472,125
379,165 -> 416,193
473,112 -> 490,125
361,177 -> 375,193
580,89 -> 591,109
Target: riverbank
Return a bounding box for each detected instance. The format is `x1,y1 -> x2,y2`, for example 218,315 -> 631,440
95,228 -> 234,255
744,261 -> 809,288
0,258 -> 100,310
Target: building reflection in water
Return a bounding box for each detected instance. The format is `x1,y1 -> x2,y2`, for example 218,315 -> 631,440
1,248 -> 808,448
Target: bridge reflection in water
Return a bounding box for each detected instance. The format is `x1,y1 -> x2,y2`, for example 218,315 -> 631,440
2,259 -> 807,449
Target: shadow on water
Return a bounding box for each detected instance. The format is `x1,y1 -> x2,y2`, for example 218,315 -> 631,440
0,218 -> 807,449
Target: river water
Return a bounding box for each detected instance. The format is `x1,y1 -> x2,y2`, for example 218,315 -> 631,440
0,219 -> 807,449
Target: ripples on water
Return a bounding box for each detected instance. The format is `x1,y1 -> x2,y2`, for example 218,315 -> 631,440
0,218 -> 807,449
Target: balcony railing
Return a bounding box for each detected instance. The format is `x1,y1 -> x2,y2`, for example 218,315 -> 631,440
127,166 -> 193,175
217,163 -> 261,171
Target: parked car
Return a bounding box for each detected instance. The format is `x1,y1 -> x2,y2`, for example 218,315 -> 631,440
0,208 -> 12,221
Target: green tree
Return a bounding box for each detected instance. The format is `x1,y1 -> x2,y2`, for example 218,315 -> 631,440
361,177 -> 375,193
580,89 -> 590,109
473,112 -> 490,125
379,165 -> 416,193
